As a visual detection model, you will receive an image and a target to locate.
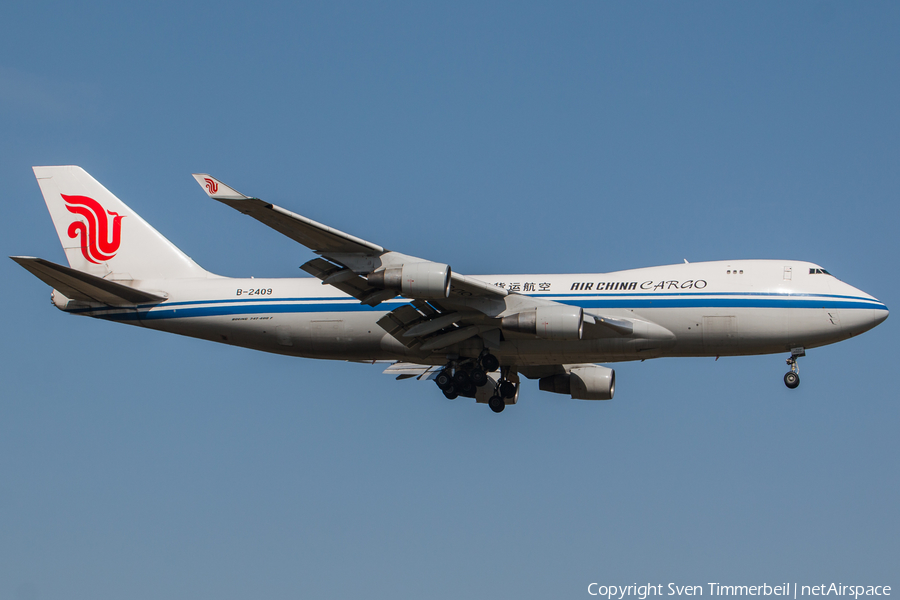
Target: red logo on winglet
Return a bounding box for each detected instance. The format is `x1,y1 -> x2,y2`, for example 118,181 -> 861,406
204,178 -> 218,194
63,194 -> 125,264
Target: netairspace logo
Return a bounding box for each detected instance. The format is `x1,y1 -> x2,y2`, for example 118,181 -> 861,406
587,584 -> 892,599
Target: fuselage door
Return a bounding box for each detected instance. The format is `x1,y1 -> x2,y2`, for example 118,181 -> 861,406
783,266 -> 792,280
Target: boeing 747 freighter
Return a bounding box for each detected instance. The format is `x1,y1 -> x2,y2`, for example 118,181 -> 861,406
13,166 -> 888,413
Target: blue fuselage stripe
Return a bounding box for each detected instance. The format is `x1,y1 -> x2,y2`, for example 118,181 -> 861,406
73,293 -> 887,321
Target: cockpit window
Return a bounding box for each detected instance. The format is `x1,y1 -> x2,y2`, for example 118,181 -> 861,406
809,268 -> 831,275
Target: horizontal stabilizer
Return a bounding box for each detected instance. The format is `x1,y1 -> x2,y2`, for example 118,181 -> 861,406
11,256 -> 166,305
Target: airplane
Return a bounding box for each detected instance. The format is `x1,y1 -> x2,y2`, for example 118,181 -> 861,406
12,166 -> 889,413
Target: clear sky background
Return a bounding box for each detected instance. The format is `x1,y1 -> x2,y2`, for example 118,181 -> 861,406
1,2 -> 898,599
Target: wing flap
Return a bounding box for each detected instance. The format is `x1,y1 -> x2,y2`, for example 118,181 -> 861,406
300,258 -> 399,306
382,362 -> 441,381
376,304 -> 427,348
375,300 -> 495,352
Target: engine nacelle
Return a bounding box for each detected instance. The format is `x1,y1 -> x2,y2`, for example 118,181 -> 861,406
367,261 -> 451,299
501,305 -> 583,340
539,365 -> 615,400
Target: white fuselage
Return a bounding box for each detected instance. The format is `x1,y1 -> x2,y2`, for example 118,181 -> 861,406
58,259 -> 887,367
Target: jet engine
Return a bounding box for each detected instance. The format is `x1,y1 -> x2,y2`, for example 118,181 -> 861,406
367,261 -> 452,299
501,305 -> 583,340
539,365 -> 615,400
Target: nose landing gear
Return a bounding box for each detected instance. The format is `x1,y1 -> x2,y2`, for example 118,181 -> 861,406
784,347 -> 805,389
784,371 -> 799,389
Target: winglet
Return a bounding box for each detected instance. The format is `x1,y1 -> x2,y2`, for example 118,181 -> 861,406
191,174 -> 252,200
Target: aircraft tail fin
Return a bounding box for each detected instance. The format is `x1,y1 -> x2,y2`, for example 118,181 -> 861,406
32,166 -> 210,280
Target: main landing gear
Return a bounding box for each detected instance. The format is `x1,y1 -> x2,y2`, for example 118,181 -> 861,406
784,347 -> 805,389
434,353 -> 517,413
434,352 -> 499,399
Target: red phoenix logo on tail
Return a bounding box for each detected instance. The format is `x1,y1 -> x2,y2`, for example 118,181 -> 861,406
63,194 -> 125,264
204,178 -> 218,194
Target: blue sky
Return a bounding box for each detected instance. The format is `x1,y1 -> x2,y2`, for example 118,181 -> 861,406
1,2 -> 898,599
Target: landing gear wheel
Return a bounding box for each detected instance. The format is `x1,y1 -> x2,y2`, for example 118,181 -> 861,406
453,370 -> 471,387
784,347 -> 804,390
784,372 -> 800,389
481,354 -> 500,373
435,370 -> 452,390
443,385 -> 459,399
488,395 -> 505,413
498,381 -> 516,399
470,367 -> 488,387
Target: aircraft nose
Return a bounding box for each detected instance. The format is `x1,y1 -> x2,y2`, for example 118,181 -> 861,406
845,299 -> 888,336
836,282 -> 888,335
873,302 -> 889,326
841,279 -> 889,332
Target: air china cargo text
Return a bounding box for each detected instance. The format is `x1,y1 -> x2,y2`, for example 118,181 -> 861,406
571,280 -> 708,292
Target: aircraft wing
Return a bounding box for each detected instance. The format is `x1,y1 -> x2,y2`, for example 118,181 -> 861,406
193,174 -> 659,354
193,174 -> 507,303
192,174 -> 383,255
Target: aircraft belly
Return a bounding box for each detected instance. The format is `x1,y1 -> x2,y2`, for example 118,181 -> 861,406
636,307 -> 851,357
266,312 -> 390,359
782,308 -> 848,349
496,317 -> 677,365
140,311 -> 394,360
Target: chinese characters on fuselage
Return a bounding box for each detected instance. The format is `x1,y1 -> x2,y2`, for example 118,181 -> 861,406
492,282 -> 552,292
